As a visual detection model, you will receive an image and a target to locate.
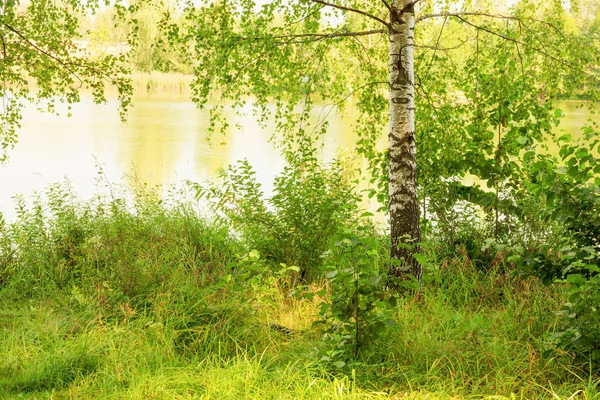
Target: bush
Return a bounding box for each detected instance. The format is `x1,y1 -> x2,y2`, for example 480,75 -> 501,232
191,138 -> 360,282
548,252 -> 600,368
0,179 -> 236,302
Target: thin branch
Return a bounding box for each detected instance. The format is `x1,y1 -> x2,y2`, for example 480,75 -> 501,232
313,81 -> 388,133
380,0 -> 392,13
425,15 -> 447,72
0,33 -> 6,59
2,22 -> 84,86
414,71 -> 451,124
451,15 -> 572,70
237,29 -> 388,46
270,29 -> 387,40
284,4 -> 326,29
515,38 -> 525,76
298,33 -> 333,134
415,11 -> 564,37
415,39 -> 470,51
310,0 -> 391,29
348,34 -> 377,75
398,0 -> 421,17
416,11 -> 515,23
415,14 -> 577,72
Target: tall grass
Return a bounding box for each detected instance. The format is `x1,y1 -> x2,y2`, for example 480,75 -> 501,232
130,72 -> 194,97
0,181 -> 598,399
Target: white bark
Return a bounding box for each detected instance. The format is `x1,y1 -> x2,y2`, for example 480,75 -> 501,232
388,0 -> 421,281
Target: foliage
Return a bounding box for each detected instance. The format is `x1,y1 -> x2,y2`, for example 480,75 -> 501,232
0,179 -> 236,301
527,128 -> 600,249
0,180 -> 599,398
0,0 -> 132,162
190,138 -> 360,282
313,229 -> 397,369
515,125 -> 600,366
548,251 -> 600,368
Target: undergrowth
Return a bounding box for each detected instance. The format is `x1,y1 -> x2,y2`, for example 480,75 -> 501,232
0,180 -> 598,399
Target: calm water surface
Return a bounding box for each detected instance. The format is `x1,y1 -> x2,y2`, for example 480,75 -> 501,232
0,97 -> 596,221
0,96 -> 358,221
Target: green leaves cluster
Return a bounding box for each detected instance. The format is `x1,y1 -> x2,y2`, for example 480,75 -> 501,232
0,0 -> 132,162
190,138 -> 360,282
315,229 -> 397,369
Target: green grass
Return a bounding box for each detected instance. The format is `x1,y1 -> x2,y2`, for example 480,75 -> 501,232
0,182 -> 598,399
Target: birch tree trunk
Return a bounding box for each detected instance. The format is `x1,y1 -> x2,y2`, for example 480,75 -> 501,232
388,0 -> 422,284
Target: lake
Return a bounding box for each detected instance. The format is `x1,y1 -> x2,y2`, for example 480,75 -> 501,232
0,97 -> 596,221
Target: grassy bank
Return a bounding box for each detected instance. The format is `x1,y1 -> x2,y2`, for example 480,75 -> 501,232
0,182 -> 598,399
130,72 -> 194,97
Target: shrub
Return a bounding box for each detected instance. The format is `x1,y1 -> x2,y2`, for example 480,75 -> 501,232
191,138 -> 360,282
548,250 -> 600,368
312,229 -> 398,370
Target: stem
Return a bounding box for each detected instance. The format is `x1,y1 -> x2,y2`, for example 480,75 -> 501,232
354,251 -> 359,356
495,109 -> 501,239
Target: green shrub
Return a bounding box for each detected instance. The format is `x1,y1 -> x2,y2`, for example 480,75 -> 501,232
548,253 -> 600,368
311,229 -> 398,371
525,128 -> 600,367
0,179 -> 236,303
191,138 -> 360,282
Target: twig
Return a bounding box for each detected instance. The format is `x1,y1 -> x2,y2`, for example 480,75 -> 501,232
310,0 -> 391,29
436,15 -> 576,72
2,22 -> 84,86
238,29 -> 388,44
380,0 -> 392,14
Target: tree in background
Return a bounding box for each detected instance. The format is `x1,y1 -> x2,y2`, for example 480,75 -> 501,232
84,1 -> 191,73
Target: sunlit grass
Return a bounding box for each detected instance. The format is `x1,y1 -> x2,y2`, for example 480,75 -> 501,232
130,72 -> 194,97
0,182 -> 598,399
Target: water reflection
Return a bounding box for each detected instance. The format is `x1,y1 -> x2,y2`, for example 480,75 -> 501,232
0,97 -> 596,222
0,96 -> 355,220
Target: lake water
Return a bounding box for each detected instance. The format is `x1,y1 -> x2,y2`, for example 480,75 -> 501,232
0,96 -> 359,221
0,97 -> 596,221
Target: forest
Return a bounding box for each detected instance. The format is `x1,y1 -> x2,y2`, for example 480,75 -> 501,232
0,0 -> 600,398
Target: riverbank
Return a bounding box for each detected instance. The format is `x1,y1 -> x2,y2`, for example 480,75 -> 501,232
0,183 -> 596,399
130,72 -> 195,97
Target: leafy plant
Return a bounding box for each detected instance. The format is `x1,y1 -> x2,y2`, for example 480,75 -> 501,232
314,230 -> 397,369
190,138 -> 360,282
548,250 -> 600,368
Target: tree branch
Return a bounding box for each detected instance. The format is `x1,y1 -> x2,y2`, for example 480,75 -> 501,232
415,11 -> 564,38
398,0 -> 421,17
2,22 -> 84,86
272,29 -> 387,39
412,14 -> 576,72
310,0 -> 391,29
0,33 -> 6,59
448,15 -> 573,71
236,29 -> 388,45
313,81 -> 388,133
415,39 -> 470,51
380,0 -> 392,13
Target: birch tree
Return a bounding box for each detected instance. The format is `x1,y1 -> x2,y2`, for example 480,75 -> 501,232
181,0 -> 593,285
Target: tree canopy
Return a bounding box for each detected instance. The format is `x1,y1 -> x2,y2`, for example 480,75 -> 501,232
0,0 -> 132,162
171,0 -> 598,282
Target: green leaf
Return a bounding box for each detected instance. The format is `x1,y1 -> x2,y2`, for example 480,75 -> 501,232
413,253 -> 428,266
248,250 -> 260,260
368,276 -> 382,286
566,274 -> 586,286
326,270 -> 338,279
